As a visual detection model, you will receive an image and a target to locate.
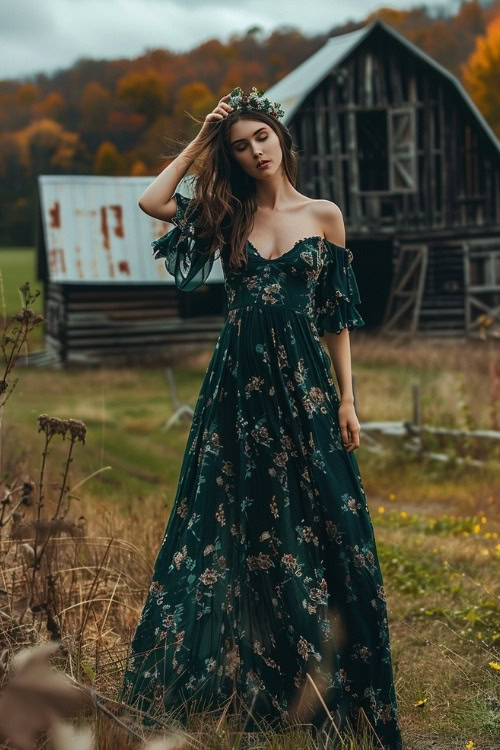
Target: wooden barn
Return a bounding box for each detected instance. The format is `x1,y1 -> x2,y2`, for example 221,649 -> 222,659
35,175 -> 226,367
265,18 -> 500,337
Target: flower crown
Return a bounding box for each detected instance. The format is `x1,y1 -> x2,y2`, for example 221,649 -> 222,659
228,86 -> 285,120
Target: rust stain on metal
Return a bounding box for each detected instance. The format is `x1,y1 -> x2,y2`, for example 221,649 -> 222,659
100,206 -> 110,249
48,248 -> 66,274
110,205 -> 124,237
99,206 -> 115,278
75,245 -> 84,279
49,201 -> 60,228
118,260 -> 131,275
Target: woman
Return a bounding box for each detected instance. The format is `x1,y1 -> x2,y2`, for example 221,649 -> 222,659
120,87 -> 403,749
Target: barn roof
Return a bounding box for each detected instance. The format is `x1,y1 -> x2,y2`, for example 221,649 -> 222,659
37,175 -> 224,284
264,18 -> 500,158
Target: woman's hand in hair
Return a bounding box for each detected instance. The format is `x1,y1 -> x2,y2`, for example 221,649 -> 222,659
198,93 -> 234,137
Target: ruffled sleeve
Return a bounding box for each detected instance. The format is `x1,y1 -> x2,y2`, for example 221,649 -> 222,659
151,191 -> 216,292
314,241 -> 366,336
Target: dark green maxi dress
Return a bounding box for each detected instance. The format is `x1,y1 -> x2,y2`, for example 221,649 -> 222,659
119,192 -> 403,749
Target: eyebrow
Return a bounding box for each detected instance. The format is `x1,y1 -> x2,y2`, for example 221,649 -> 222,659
230,127 -> 267,146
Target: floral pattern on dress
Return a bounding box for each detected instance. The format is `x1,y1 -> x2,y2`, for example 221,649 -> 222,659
122,192 -> 403,750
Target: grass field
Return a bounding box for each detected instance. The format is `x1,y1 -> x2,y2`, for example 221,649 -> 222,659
1,248 -> 499,749
0,246 -> 45,349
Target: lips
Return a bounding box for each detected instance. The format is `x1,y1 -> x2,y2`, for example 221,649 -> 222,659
257,160 -> 270,169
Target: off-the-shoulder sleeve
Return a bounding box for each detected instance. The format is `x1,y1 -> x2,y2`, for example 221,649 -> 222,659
151,191 -> 216,292
314,242 -> 366,336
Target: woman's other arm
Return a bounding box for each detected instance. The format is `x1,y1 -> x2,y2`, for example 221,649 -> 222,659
317,201 -> 360,451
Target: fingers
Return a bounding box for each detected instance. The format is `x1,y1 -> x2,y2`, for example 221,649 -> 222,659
202,92 -> 233,128
340,422 -> 360,452
207,100 -> 234,121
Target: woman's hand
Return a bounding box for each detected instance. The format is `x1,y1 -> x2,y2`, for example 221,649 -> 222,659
338,400 -> 361,452
198,93 -> 234,137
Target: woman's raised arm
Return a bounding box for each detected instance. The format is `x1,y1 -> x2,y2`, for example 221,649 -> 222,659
138,93 -> 234,221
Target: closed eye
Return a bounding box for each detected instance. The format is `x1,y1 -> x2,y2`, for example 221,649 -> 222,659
236,135 -> 268,152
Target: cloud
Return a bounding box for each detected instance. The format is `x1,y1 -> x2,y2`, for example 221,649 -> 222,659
0,0 -> 416,81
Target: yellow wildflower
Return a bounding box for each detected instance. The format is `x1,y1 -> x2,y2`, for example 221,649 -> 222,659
389,493 -> 396,501
400,511 -> 408,518
378,506 -> 385,514
492,532 -> 498,539
414,697 -> 427,708
496,543 -> 500,552
473,524 -> 481,534
484,532 -> 491,538
481,516 -> 487,524
488,661 -> 500,670
466,741 -> 475,750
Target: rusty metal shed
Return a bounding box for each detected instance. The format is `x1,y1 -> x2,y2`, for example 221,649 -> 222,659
36,175 -> 226,366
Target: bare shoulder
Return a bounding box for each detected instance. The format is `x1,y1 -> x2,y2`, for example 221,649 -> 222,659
309,199 -> 345,246
292,194 -> 346,246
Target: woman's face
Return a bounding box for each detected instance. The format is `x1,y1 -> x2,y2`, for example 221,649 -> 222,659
228,118 -> 283,179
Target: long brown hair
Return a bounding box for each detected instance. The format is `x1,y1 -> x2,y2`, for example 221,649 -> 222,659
161,109 -> 299,270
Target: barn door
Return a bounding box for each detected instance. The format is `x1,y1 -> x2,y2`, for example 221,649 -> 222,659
388,108 -> 417,192
464,239 -> 500,335
381,244 -> 428,336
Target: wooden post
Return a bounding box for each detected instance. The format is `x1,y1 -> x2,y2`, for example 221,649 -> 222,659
412,381 -> 422,453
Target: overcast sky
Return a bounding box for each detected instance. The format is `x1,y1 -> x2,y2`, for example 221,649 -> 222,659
1,0 -> 455,81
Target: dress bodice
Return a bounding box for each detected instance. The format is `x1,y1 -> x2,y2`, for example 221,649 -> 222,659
151,192 -> 365,337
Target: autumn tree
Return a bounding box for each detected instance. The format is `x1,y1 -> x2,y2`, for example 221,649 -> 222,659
14,119 -> 86,176
173,82 -> 217,139
94,140 -> 123,175
33,92 -> 67,122
130,159 -> 149,176
79,82 -> 111,134
462,15 -> 500,137
116,69 -> 167,122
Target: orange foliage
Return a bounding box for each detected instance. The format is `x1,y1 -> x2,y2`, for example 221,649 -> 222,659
80,82 -> 111,131
221,61 -> 267,99
116,69 -> 168,121
12,119 -> 83,175
106,110 -> 146,134
130,159 -> 150,176
33,92 -> 66,121
462,15 -> 500,137
14,83 -> 39,107
94,140 -> 123,175
173,82 -> 216,130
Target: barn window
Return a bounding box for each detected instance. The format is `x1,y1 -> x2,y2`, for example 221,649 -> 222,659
356,110 -> 388,190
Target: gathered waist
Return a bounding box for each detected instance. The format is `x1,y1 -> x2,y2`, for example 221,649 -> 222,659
227,303 -> 313,318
